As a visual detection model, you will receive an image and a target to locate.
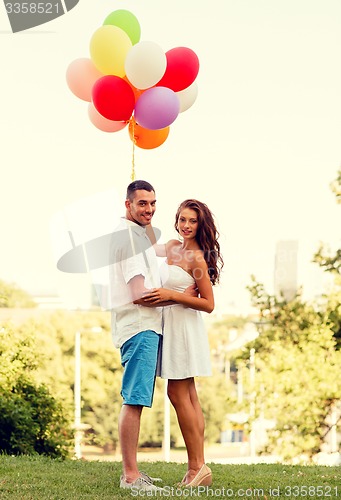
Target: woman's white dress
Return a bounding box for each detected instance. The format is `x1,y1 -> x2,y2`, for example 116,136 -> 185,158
157,263 -> 212,379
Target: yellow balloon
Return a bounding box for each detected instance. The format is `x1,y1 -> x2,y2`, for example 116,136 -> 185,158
90,25 -> 132,76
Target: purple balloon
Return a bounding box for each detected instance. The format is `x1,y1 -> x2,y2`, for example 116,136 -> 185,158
134,87 -> 180,130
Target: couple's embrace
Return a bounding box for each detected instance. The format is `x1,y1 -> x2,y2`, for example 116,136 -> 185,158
109,180 -> 223,492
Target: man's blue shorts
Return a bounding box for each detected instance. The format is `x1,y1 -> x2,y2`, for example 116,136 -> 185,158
120,330 -> 161,407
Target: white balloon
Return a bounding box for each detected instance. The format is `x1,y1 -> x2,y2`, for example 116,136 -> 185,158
176,81 -> 198,112
125,41 -> 167,90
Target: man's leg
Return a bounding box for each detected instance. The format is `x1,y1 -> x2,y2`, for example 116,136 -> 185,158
119,331 -> 160,484
119,404 -> 143,482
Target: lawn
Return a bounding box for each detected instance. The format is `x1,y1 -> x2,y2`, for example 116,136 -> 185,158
0,455 -> 340,499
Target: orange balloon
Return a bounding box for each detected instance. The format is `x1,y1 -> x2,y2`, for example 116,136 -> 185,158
123,76 -> 145,103
128,118 -> 169,149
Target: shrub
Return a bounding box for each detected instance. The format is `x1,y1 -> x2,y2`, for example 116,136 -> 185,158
0,325 -> 73,458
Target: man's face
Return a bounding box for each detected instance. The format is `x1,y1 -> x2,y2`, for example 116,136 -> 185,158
125,189 -> 156,226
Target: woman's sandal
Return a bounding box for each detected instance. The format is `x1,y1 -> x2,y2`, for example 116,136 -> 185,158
179,464 -> 212,488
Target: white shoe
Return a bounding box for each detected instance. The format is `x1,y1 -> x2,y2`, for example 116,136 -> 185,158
140,471 -> 163,483
120,475 -> 165,492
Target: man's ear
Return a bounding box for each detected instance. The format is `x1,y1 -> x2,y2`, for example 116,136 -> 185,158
125,199 -> 130,209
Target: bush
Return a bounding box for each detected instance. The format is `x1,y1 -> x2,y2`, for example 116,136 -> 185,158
0,325 -> 73,458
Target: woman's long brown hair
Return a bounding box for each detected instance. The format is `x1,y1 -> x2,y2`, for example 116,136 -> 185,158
175,199 -> 224,285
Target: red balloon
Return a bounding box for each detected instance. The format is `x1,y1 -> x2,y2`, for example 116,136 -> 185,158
156,47 -> 199,92
92,75 -> 135,121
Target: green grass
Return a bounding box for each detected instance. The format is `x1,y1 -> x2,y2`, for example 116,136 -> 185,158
0,455 -> 340,499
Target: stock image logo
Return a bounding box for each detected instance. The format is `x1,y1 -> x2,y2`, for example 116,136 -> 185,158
4,0 -> 79,32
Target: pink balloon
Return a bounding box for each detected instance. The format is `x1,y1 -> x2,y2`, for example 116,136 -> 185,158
88,103 -> 127,133
134,87 -> 180,130
66,58 -> 102,102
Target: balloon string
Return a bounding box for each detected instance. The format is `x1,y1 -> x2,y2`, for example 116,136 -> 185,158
131,118 -> 136,181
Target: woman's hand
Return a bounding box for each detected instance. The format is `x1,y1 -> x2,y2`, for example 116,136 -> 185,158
141,288 -> 173,304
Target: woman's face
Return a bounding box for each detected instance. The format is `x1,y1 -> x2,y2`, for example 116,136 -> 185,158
177,208 -> 199,240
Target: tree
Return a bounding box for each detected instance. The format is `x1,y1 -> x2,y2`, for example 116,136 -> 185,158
313,167 -> 341,346
197,373 -> 231,443
0,279 -> 36,308
313,167 -> 340,275
242,277 -> 341,460
330,166 -> 341,204
27,310 -> 123,452
0,309 -> 241,454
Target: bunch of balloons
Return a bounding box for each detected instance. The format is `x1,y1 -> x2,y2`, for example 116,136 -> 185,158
66,9 -> 199,150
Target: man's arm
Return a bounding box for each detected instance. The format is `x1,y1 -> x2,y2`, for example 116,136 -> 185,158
133,281 -> 197,308
127,274 -> 166,306
128,274 -> 149,303
129,274 -> 177,307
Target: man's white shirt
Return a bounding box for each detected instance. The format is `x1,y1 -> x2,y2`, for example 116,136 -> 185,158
109,218 -> 162,348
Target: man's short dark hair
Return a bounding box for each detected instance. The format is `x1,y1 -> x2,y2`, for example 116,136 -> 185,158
126,180 -> 155,200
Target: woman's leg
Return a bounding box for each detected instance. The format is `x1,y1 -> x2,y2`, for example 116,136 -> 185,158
189,379 -> 205,440
167,378 -> 205,483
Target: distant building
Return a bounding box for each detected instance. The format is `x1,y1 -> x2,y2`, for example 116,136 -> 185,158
274,240 -> 298,301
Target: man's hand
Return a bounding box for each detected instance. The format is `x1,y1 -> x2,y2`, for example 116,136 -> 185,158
184,284 -> 198,297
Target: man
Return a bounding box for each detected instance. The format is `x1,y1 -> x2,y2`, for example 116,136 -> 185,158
109,180 -> 163,492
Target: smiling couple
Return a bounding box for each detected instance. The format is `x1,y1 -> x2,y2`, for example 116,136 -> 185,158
109,180 -> 223,492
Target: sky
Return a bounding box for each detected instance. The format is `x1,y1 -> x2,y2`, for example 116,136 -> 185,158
0,0 -> 340,314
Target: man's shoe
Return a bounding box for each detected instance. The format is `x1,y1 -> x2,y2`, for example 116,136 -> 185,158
140,471 -> 163,484
120,475 -> 165,491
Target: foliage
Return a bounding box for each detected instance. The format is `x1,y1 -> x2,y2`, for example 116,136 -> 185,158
141,373 -> 232,449
0,378 -> 71,458
330,166 -> 341,204
0,454 -> 340,499
24,310 -> 123,451
313,167 -> 340,275
0,290 -> 263,455
319,280 -> 341,348
197,373 -> 231,444
313,244 -> 341,275
81,328 -> 122,450
0,279 -> 36,308
140,378 -> 166,447
207,315 -> 250,351
0,324 -> 73,458
312,167 -> 341,344
0,309 -> 232,453
231,168 -> 341,461
242,277 -> 341,460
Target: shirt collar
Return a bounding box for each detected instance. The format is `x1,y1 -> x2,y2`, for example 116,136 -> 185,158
121,217 -> 147,237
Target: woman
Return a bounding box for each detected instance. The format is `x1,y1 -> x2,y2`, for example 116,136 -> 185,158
142,199 -> 223,487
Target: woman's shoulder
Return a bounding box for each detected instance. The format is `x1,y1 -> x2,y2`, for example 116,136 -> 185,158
190,248 -> 207,267
166,239 -> 181,251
